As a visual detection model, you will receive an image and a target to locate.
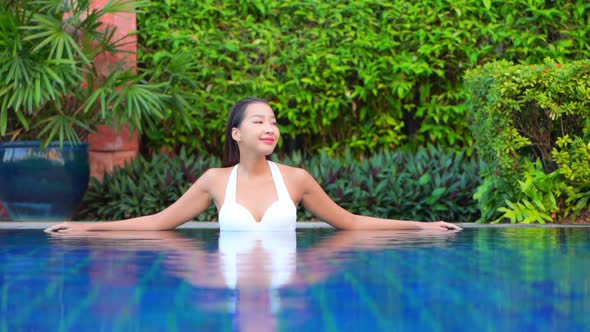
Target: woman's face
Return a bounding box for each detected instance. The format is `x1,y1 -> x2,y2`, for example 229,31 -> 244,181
232,102 -> 280,156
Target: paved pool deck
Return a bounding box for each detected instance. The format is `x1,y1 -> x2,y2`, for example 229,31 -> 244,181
2,221 -> 590,230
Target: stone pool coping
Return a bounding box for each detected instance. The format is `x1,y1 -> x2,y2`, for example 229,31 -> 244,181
2,221 -> 590,230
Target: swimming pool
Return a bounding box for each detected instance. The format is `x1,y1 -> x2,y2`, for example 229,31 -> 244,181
1,227 -> 589,331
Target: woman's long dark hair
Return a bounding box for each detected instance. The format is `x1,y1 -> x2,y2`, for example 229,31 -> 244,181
222,97 -> 272,167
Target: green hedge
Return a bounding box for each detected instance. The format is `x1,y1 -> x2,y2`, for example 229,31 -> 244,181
137,0 -> 590,156
465,59 -> 590,223
77,146 -> 482,222
288,146 -> 483,222
77,149 -> 221,221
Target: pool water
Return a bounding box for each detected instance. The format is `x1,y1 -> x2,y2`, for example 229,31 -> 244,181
1,227 -> 589,331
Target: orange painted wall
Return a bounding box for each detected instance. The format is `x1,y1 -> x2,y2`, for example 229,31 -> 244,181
88,0 -> 139,181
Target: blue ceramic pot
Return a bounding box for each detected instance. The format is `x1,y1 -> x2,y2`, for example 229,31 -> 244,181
0,141 -> 89,221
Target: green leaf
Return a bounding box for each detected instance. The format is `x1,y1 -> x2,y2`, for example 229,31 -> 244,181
418,174 -> 431,185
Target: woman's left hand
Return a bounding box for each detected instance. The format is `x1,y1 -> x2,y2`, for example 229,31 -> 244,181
419,221 -> 462,231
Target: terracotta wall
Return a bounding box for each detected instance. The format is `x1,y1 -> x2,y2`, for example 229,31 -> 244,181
91,0 -> 137,69
88,0 -> 139,182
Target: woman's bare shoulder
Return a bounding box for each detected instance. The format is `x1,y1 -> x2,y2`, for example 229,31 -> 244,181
275,163 -> 310,180
198,166 -> 233,185
204,166 -> 233,175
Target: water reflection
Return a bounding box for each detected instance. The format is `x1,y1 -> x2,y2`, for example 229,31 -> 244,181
5,228 -> 590,331
1,146 -> 66,164
47,229 -> 459,331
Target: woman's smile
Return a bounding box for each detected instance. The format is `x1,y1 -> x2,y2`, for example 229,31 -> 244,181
260,137 -> 275,144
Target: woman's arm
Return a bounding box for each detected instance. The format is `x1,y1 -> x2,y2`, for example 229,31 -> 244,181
44,168 -> 217,233
299,169 -> 461,231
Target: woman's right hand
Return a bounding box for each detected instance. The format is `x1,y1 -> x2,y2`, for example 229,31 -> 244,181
44,221 -> 91,233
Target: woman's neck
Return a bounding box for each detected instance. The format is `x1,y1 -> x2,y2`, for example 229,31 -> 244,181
238,155 -> 270,178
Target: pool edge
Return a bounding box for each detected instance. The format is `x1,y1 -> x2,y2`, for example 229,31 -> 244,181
2,221 -> 590,229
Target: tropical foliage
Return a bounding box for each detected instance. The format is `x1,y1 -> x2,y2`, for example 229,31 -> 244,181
78,148 -> 221,221
465,59 -> 590,223
78,146 -> 483,222
0,0 -> 167,146
137,0 -> 590,157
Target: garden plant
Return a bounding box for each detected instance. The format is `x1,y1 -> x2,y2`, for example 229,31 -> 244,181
0,0 -> 167,146
465,59 -> 590,223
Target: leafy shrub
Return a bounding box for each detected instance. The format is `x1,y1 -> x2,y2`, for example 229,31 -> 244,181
137,0 -> 590,157
76,149 -> 221,221
288,146 -> 483,222
465,59 -> 590,223
495,160 -> 560,224
78,146 -> 482,222
140,51 -> 204,151
552,135 -> 590,221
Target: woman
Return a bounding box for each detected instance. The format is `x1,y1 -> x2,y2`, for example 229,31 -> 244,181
45,97 -> 461,233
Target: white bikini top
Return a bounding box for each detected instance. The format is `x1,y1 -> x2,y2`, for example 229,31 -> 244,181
218,161 -> 297,231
